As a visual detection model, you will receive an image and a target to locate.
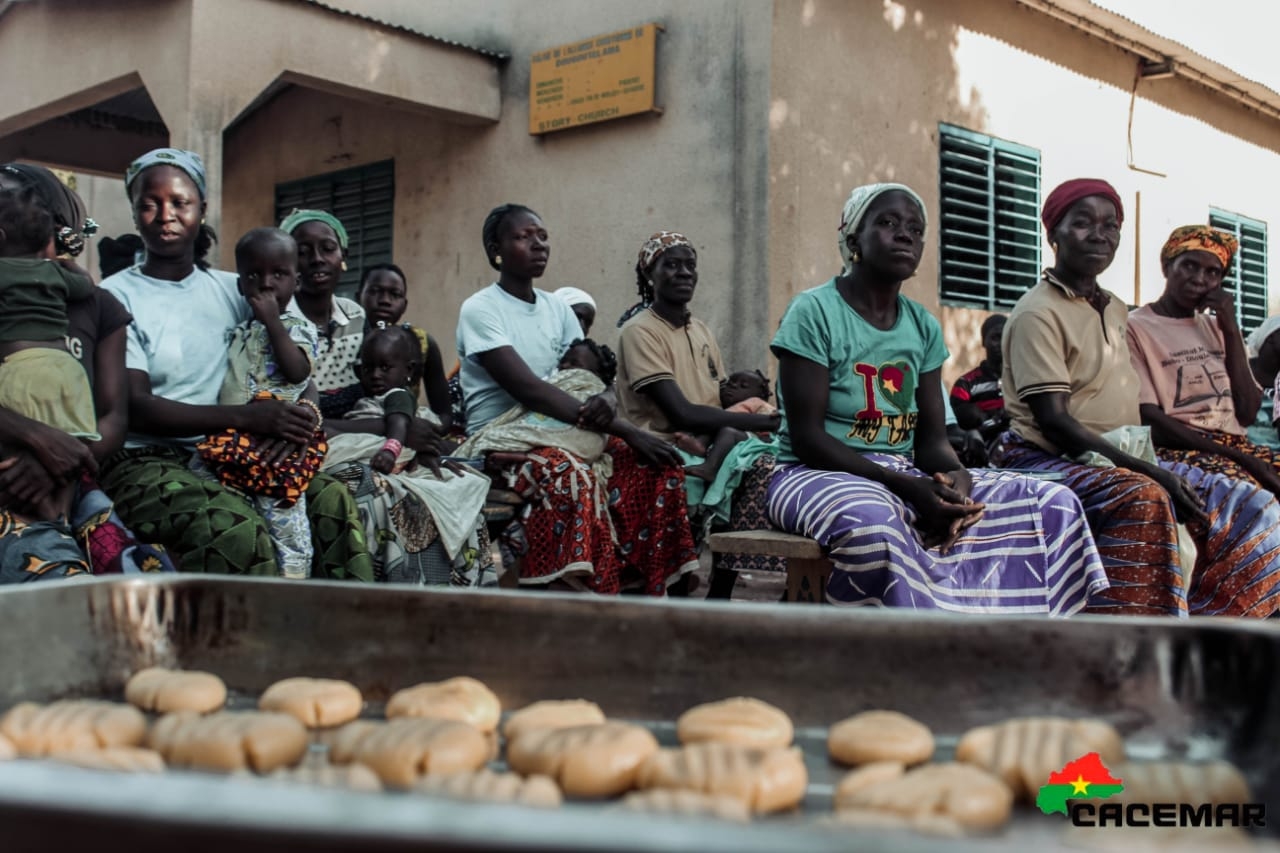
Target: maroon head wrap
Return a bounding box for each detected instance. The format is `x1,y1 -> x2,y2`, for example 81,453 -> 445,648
1041,179 -> 1124,233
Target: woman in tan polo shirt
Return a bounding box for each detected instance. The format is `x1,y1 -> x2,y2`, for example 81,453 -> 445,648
995,178 -> 1280,618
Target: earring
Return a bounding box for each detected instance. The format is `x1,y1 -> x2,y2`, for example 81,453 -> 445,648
341,260 -> 348,272
851,249 -> 862,264
1051,241 -> 1059,253
648,279 -> 655,287
495,255 -> 502,266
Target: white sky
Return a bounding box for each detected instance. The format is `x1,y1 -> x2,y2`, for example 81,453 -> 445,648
1093,0 -> 1280,90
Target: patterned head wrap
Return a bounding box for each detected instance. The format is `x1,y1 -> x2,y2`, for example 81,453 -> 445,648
635,231 -> 694,277
0,163 -> 97,257
837,183 -> 927,274
554,286 -> 596,310
1160,225 -> 1237,271
1041,178 -> 1124,233
278,208 -> 349,250
125,148 -> 207,199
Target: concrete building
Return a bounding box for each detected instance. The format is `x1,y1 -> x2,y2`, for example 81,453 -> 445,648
1,0 -> 1276,385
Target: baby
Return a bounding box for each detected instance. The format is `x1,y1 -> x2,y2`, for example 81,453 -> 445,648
675,369 -> 778,482
194,227 -> 322,579
454,339 -> 617,464
347,323 -> 423,474
0,181 -> 97,520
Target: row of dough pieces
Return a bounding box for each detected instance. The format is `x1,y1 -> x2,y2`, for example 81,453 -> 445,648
0,669 -> 1252,835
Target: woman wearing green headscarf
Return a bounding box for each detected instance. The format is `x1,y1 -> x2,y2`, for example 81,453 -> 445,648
98,151 -> 373,579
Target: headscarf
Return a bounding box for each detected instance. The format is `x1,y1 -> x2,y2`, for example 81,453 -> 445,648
0,163 -> 97,257
554,286 -> 596,310
125,148 -> 207,199
1247,315 -> 1280,357
635,231 -> 694,278
1041,178 -> 1124,233
619,231 -> 696,328
279,208 -> 349,250
1160,224 -> 1238,271
837,183 -> 927,274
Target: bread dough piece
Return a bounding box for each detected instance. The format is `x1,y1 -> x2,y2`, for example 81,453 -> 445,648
1,700 -> 148,756
267,762 -> 383,792
386,677 -> 501,733
833,761 -> 907,805
258,677 -> 362,728
676,698 -> 793,750
839,762 -> 1013,831
828,710 -> 934,767
415,769 -> 563,808
501,700 -> 606,742
1106,761 -> 1250,805
0,733 -> 15,761
149,710 -> 307,773
50,747 -> 166,773
620,789 -> 751,823
124,667 -> 227,714
506,722 -> 659,799
954,716 -> 1124,800
636,742 -> 808,814
328,718 -> 490,789
824,807 -> 965,838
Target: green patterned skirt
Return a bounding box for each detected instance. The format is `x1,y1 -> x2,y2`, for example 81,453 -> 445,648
101,448 -> 372,580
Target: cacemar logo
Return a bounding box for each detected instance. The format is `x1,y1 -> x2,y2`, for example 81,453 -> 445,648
1036,752 -> 1266,829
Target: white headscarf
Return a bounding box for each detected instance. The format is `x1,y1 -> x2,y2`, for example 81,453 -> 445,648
554,286 -> 597,310
838,183 -> 927,274
1247,315 -> 1280,357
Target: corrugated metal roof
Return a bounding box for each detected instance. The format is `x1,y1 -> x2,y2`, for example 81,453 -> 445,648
1014,0 -> 1280,124
288,0 -> 509,60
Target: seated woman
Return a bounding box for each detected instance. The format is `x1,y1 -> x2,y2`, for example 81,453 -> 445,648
616,231 -> 779,505
1245,317 -> 1280,448
98,149 -> 371,579
1127,225 -> 1280,495
765,182 -> 1108,614
995,179 -> 1280,617
458,204 -> 698,595
280,210 -> 491,585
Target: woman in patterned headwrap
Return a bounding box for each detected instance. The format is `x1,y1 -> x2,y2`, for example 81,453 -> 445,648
457,203 -> 698,595
1126,225 -> 1280,493
98,149 -> 372,580
996,179 -> 1280,617
765,182 -> 1110,615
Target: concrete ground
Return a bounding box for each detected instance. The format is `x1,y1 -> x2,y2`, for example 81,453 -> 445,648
688,549 -> 787,603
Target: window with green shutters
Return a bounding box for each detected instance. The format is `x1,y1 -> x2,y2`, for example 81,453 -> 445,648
275,160 -> 395,298
938,124 -> 1042,309
1208,208 -> 1268,338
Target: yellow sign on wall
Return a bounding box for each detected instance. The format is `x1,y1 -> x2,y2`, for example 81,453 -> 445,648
529,24 -> 662,135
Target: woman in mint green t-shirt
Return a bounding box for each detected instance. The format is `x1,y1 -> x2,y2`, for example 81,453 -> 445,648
764,183 -> 1107,614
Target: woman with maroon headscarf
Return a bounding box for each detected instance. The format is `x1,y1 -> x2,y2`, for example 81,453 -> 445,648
995,178 -> 1280,618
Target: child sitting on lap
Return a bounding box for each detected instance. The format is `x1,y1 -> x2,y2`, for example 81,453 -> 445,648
193,227 -> 324,579
0,182 -> 98,521
675,369 -> 778,482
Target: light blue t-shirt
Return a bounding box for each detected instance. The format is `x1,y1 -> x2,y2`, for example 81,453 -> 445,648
456,284 -> 580,433
770,279 -> 948,461
103,265 -> 250,448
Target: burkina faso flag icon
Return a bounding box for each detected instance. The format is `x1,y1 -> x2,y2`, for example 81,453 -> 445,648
1036,752 -> 1125,815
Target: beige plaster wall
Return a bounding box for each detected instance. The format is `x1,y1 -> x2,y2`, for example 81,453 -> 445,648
770,0 -> 1280,388
222,0 -> 774,370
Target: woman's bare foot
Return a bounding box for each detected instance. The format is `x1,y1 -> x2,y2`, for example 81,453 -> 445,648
672,432 -> 707,456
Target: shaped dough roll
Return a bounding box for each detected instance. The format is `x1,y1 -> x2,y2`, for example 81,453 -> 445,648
637,742 -> 808,814
954,716 -> 1124,800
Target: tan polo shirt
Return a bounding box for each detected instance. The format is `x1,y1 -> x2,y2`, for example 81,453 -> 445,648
617,307 -> 726,439
1003,272 -> 1140,454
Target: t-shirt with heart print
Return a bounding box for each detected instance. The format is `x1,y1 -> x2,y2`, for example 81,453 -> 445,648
770,278 -> 948,459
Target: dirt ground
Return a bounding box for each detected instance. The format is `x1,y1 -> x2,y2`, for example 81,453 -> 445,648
688,549 -> 787,603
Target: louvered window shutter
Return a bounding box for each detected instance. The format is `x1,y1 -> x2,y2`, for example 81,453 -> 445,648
939,125 -> 1041,310
275,160 -> 395,298
1209,208 -> 1268,338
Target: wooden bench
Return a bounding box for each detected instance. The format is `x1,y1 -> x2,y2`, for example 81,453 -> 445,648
707,530 -> 830,604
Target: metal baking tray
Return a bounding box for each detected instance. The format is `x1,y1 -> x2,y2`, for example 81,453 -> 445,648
0,576 -> 1277,852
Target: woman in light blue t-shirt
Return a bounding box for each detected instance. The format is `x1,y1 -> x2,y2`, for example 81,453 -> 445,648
765,182 -> 1107,614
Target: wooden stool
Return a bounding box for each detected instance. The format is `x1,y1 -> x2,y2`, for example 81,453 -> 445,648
707,530 -> 830,604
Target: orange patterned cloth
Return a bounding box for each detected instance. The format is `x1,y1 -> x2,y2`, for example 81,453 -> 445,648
195,393 -> 326,508
1160,225 -> 1238,269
